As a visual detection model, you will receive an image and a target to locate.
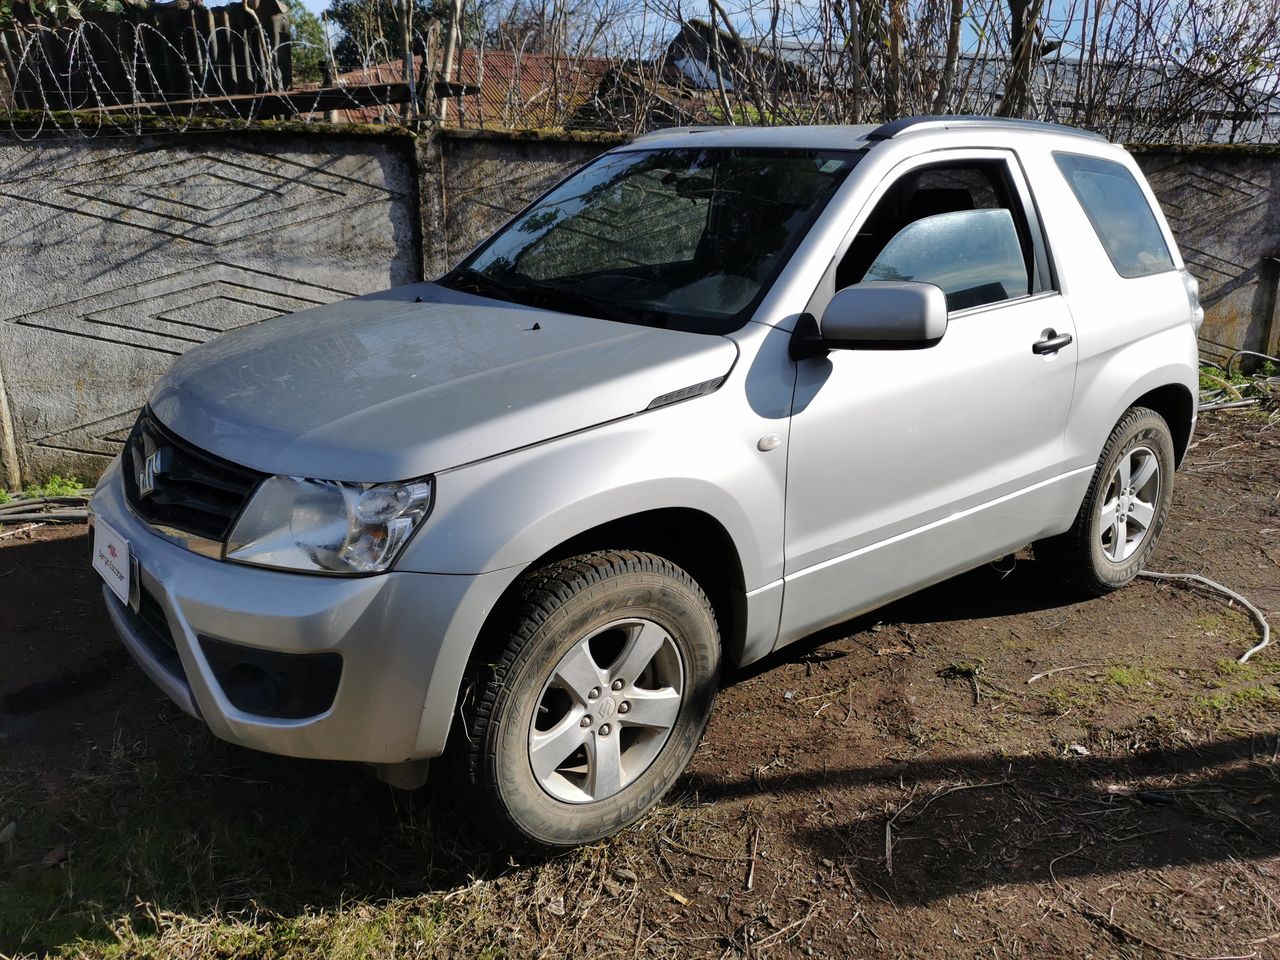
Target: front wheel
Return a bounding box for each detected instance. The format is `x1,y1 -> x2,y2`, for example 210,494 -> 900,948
454,550 -> 720,851
1036,406 -> 1176,594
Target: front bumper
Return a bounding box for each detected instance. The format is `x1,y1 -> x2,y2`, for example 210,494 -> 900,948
91,458 -> 521,764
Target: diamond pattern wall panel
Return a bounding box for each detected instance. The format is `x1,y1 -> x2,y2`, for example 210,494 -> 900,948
1137,151 -> 1280,361
0,133 -> 419,487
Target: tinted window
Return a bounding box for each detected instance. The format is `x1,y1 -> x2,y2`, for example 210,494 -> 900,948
835,161 -> 1035,299
866,208 -> 1030,311
517,163 -> 711,277
1054,153 -> 1174,278
447,147 -> 861,334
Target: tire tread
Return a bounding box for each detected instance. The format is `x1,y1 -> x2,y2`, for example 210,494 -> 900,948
453,550 -> 716,850
1037,405 -> 1173,595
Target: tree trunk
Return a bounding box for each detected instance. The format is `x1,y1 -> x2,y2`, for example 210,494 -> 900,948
706,4 -> 736,123
396,0 -> 415,121
847,0 -> 862,122
885,0 -> 903,120
708,0 -> 771,123
438,0 -> 463,122
997,0 -> 1044,118
932,0 -> 963,113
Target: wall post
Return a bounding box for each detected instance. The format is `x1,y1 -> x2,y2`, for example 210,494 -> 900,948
0,356 -> 20,491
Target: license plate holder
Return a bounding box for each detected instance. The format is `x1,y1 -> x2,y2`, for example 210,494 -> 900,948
92,517 -> 133,608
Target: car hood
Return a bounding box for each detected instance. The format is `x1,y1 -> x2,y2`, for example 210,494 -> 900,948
148,283 -> 739,481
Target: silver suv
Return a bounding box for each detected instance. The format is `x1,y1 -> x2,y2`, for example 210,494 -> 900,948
90,116 -> 1202,850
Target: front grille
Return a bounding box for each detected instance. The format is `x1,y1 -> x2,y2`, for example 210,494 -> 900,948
137,584 -> 177,653
116,584 -> 188,685
122,408 -> 265,544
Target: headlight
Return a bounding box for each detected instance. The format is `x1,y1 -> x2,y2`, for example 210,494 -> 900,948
226,475 -> 434,575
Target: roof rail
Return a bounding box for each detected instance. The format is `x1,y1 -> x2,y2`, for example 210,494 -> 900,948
867,115 -> 1108,142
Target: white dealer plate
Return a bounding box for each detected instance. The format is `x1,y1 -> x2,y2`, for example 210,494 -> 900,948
92,517 -> 131,606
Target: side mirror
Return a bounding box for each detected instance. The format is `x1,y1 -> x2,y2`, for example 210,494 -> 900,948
819,281 -> 948,349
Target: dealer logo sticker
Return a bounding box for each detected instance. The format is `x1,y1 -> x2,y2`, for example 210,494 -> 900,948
92,518 -> 132,606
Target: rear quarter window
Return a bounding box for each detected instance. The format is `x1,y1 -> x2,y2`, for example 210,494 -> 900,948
1054,153 -> 1174,279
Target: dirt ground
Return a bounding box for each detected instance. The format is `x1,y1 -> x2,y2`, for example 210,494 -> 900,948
1,408 -> 1278,960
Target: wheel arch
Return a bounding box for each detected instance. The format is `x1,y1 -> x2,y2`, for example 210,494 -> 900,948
1130,382 -> 1195,467
471,508 -> 749,673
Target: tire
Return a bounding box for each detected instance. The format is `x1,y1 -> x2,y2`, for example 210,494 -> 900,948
1036,406 -> 1176,595
454,550 -> 720,851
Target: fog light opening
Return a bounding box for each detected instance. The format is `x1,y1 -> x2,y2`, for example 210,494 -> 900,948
224,662 -> 281,715
199,635 -> 342,720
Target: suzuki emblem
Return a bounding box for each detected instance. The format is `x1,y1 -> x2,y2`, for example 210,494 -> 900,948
137,448 -> 168,498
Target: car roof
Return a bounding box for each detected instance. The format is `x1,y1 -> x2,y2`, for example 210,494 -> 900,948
624,124 -> 881,151
622,115 -> 1110,152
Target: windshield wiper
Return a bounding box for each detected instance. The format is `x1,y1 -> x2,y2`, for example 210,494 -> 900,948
442,267 -> 519,304
522,279 -> 653,326
444,268 -> 649,327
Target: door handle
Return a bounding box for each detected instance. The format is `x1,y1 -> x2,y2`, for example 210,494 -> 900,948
1032,330 -> 1073,355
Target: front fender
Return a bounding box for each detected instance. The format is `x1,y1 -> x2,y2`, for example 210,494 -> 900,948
395,386 -> 787,593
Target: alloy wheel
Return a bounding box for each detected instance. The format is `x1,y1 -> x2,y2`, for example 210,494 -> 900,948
1098,445 -> 1161,563
528,618 -> 684,804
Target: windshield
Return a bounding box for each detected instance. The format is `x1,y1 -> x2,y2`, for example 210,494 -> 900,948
442,147 -> 862,334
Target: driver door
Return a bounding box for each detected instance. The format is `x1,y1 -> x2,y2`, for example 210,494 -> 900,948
778,149 -> 1081,646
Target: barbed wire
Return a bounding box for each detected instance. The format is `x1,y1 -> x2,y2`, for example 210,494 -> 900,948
1,11 -> 1279,142
0,17 -> 420,138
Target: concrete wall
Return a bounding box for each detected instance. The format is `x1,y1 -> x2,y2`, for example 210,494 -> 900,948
1134,146 -> 1280,363
0,130 -> 420,489
1,127 -> 1276,489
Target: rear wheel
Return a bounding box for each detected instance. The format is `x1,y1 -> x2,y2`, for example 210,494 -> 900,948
1036,406 -> 1175,594
455,550 -> 720,851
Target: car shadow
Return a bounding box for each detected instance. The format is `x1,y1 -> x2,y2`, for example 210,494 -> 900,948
679,734 -> 1280,906
726,557 -> 1087,685
873,556 -> 1088,624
